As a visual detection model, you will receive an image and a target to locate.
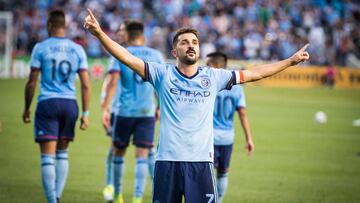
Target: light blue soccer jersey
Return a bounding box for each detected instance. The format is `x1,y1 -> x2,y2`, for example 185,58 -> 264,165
30,37 -> 88,102
145,62 -> 237,162
110,46 -> 164,117
213,85 -> 246,145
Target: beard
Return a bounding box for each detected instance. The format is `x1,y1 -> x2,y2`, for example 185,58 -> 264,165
179,54 -> 198,65
179,48 -> 199,65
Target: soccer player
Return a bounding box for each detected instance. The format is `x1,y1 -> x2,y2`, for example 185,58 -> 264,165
101,20 -> 164,203
101,22 -> 127,202
22,10 -> 91,203
84,9 -> 309,203
206,52 -> 254,203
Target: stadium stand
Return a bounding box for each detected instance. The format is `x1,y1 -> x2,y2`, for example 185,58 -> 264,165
0,0 -> 359,67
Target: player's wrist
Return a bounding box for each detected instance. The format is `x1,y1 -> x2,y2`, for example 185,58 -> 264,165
288,56 -> 297,66
82,111 -> 90,117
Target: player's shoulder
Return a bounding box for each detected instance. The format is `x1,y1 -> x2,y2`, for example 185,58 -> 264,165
147,61 -> 173,72
66,39 -> 85,51
32,38 -> 50,51
199,66 -> 231,76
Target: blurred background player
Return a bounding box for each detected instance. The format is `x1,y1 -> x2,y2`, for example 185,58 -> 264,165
84,9 -> 309,203
101,20 -> 164,203
100,22 -> 127,202
22,10 -> 91,203
206,52 -> 254,203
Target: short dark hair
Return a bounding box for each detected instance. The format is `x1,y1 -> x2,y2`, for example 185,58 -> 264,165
125,20 -> 144,41
206,51 -> 228,66
172,27 -> 200,48
47,10 -> 65,29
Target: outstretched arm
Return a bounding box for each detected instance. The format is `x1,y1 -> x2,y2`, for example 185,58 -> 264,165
83,9 -> 145,78
241,44 -> 310,83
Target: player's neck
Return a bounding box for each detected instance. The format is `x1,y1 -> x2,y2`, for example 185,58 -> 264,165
128,39 -> 144,46
176,61 -> 198,77
49,29 -> 66,38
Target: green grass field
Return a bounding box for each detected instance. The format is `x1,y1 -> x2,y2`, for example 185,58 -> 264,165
0,79 -> 359,203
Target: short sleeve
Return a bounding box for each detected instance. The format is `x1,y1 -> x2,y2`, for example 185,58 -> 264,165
78,46 -> 88,71
237,86 -> 246,108
144,61 -> 167,88
212,68 -> 236,91
108,56 -> 121,73
30,44 -> 41,69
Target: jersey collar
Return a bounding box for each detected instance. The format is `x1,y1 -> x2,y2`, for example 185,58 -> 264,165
175,66 -> 200,79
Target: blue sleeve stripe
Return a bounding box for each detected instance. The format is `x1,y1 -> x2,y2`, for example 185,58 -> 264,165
225,71 -> 236,90
30,67 -> 40,71
144,61 -> 150,82
108,70 -> 120,74
77,68 -> 88,73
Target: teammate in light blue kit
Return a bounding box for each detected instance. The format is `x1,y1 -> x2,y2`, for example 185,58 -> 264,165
101,20 -> 163,203
84,9 -> 310,203
207,52 -> 254,203
101,23 -> 127,202
23,10 -> 91,203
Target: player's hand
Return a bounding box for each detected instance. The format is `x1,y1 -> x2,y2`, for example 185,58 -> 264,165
245,139 -> 255,155
155,107 -> 160,121
102,109 -> 110,130
80,116 -> 89,130
83,8 -> 102,36
290,44 -> 310,65
22,110 -> 31,123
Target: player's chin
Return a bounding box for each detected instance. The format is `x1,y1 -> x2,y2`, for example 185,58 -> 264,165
181,56 -> 198,65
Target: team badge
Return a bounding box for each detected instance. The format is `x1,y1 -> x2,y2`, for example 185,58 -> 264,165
200,77 -> 211,89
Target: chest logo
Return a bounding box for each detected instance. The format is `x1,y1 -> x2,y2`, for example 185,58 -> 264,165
200,77 -> 211,89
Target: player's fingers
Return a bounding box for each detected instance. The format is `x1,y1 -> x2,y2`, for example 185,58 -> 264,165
23,117 -> 31,123
84,21 -> 96,28
300,52 -> 309,60
80,121 -> 88,130
85,15 -> 91,22
300,43 -> 310,52
87,8 -> 96,20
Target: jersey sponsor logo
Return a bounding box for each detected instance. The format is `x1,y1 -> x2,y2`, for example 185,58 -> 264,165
170,88 -> 210,97
170,88 -> 210,104
170,88 -> 211,104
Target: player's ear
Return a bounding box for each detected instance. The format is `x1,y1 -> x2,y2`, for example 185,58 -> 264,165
46,22 -> 52,33
171,49 -> 177,58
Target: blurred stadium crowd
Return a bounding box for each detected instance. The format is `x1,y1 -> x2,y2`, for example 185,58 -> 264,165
1,0 -> 360,67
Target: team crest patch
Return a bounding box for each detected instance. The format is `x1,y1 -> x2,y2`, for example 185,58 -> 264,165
200,77 -> 211,89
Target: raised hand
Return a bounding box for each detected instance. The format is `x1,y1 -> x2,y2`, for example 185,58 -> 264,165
290,44 -> 310,65
83,8 -> 102,36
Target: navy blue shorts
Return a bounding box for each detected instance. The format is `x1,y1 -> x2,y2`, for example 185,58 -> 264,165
153,161 -> 218,203
106,113 -> 116,136
112,116 -> 155,149
34,98 -> 78,143
214,145 -> 233,174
